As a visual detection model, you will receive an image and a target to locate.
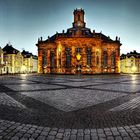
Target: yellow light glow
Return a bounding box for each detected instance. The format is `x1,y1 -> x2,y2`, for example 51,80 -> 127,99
21,74 -> 27,77
21,65 -> 26,72
57,42 -> 62,53
132,66 -> 137,72
76,53 -> 81,61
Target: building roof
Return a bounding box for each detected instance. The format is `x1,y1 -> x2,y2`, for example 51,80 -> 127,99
3,44 -> 19,54
36,9 -> 121,46
22,50 -> 38,59
22,50 -> 33,58
38,31 -> 117,44
0,47 -> 3,53
121,50 -> 140,60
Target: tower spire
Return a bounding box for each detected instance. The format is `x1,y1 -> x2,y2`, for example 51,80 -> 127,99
73,8 -> 86,28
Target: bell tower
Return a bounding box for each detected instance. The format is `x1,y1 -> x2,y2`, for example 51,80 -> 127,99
73,8 -> 86,28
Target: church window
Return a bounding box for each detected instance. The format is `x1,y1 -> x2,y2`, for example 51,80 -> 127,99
111,52 -> 115,67
96,56 -> 99,65
59,58 -> 61,67
66,48 -> 71,68
42,51 -> 47,67
96,52 -> 99,66
50,51 -> 55,68
103,51 -> 108,67
87,48 -> 92,66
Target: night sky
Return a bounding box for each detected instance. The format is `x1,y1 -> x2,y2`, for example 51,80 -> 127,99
0,0 -> 140,55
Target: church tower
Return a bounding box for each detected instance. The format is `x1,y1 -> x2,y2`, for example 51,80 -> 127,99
73,8 -> 86,28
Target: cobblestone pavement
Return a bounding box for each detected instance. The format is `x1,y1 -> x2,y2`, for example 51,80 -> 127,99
1,74 -> 140,139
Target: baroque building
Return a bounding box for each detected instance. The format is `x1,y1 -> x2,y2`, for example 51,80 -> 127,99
3,44 -> 23,74
121,51 -> 140,73
0,47 -> 5,74
22,50 -> 32,73
0,44 -> 38,74
22,50 -> 38,73
36,9 -> 121,74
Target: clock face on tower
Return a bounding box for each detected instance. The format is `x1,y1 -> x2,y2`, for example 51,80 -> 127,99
77,22 -> 81,27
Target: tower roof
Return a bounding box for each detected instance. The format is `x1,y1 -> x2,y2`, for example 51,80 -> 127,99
74,8 -> 85,13
36,9 -> 121,46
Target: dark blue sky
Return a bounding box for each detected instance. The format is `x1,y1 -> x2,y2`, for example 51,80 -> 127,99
0,0 -> 140,55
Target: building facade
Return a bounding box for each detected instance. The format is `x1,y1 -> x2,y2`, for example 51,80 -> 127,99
3,44 -> 23,74
0,44 -> 38,74
121,51 -> 140,73
32,55 -> 38,73
0,47 -> 5,74
37,9 -> 121,74
22,50 -> 38,73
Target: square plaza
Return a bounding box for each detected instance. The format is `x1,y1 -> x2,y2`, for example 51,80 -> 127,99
1,74 -> 140,140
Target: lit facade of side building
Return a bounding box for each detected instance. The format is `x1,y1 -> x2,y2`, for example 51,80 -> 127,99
22,50 -> 38,73
0,44 -> 38,74
2,44 -> 23,74
0,47 -> 5,74
121,51 -> 140,73
37,9 -> 121,74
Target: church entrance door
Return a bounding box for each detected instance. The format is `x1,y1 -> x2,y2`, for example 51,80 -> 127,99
76,65 -> 82,74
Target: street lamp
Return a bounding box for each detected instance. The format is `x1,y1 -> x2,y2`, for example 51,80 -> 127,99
76,53 -> 81,61
76,53 -> 81,73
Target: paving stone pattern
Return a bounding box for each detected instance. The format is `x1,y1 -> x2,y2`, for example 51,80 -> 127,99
0,74 -> 140,139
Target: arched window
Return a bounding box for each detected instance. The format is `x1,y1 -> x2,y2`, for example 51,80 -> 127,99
50,51 -> 55,68
59,58 -> 61,68
87,48 -> 92,66
96,52 -> 99,66
103,51 -> 108,67
111,52 -> 115,67
66,48 -> 71,68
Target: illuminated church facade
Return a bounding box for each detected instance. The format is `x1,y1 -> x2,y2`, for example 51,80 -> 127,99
36,9 -> 121,74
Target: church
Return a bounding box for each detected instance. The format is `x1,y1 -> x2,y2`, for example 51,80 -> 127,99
36,9 -> 121,74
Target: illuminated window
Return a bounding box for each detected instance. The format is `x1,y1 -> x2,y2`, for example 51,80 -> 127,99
50,51 -> 55,68
111,52 -> 115,67
87,48 -> 92,66
66,48 -> 71,68
103,51 -> 108,67
96,56 -> 99,65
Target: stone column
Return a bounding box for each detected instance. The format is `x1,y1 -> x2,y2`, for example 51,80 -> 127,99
38,49 -> 43,73
82,47 -> 87,73
71,46 -> 76,74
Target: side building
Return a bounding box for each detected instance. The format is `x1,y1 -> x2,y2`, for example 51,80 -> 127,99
22,50 -> 38,73
2,44 -> 23,74
0,44 -> 38,74
32,55 -> 38,73
120,50 -> 140,73
0,47 -> 5,74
